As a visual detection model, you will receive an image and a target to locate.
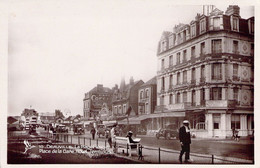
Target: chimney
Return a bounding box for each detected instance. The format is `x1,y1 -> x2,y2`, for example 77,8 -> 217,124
195,13 -> 200,21
129,76 -> 134,85
225,5 -> 240,17
97,84 -> 103,92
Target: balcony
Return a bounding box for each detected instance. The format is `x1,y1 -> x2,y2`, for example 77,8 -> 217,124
212,75 -> 222,80
200,77 -> 206,83
232,50 -> 240,55
167,102 -> 192,110
232,75 -> 240,81
190,79 -> 196,85
154,105 -> 167,113
205,100 -> 237,108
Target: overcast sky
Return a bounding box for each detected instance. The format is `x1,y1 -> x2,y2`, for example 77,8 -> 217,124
8,1 -> 254,116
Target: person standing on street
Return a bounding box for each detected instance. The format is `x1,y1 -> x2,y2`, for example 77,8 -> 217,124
90,127 -> 96,140
179,120 -> 192,163
110,124 -> 117,149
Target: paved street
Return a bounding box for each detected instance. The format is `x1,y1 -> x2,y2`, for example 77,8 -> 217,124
39,128 -> 254,161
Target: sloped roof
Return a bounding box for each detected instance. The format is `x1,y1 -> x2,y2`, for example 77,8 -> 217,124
140,76 -> 157,87
89,86 -> 111,94
8,116 -> 18,124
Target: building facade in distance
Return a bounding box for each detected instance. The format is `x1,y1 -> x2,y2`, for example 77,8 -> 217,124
156,5 -> 254,138
112,77 -> 144,120
83,84 -> 113,120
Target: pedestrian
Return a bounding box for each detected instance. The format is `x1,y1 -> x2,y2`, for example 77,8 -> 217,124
107,130 -> 112,148
232,127 -> 236,139
110,124 -> 117,149
234,129 -> 239,141
179,120 -> 193,163
90,127 -> 96,140
126,131 -> 138,144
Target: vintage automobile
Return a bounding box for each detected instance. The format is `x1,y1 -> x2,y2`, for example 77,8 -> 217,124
156,124 -> 179,140
73,124 -> 85,135
56,124 -> 69,133
97,124 -> 110,138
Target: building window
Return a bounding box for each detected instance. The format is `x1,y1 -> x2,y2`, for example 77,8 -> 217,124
249,19 -> 254,34
200,42 -> 205,55
183,50 -> 187,62
191,24 -> 196,37
183,91 -> 187,103
160,96 -> 164,105
169,75 -> 173,89
201,88 -> 205,105
233,41 -> 239,54
200,65 -> 205,82
233,63 -> 238,80
176,52 -> 181,64
213,114 -> 220,129
192,90 -> 196,106
212,39 -> 222,53
231,114 -> 240,129
213,17 -> 220,30
233,88 -> 239,101
161,40 -> 167,52
232,17 -> 239,31
191,68 -> 196,84
212,63 -> 222,80
200,19 -> 206,33
183,70 -> 187,84
123,104 -> 126,113
177,33 -> 181,44
251,44 -> 254,56
169,35 -> 174,48
161,59 -> 165,70
140,91 -> 144,99
210,87 -> 222,100
145,89 -> 149,98
177,72 -> 181,85
169,94 -> 173,104
161,77 -> 165,91
176,93 -> 181,103
169,55 -> 173,66
145,103 -> 149,113
191,46 -> 196,58
183,30 -> 186,42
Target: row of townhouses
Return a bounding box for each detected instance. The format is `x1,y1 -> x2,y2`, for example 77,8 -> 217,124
83,5 -> 254,138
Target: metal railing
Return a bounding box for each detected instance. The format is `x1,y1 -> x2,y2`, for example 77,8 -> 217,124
38,131 -> 254,164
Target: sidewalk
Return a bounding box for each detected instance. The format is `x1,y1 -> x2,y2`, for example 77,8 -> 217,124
137,134 -> 254,145
38,130 -> 254,164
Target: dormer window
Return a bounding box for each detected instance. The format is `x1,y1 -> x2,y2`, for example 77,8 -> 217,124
213,17 -> 220,30
169,35 -> 174,48
191,24 -> 196,37
200,19 -> 206,33
248,19 -> 254,34
160,40 -> 167,52
231,16 -> 239,31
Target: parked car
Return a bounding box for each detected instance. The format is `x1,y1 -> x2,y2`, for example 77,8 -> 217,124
56,125 -> 69,133
73,124 -> 85,135
156,124 -> 179,140
97,124 -> 111,138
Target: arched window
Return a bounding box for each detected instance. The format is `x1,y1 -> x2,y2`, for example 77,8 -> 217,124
145,89 -> 149,98
140,91 -> 144,99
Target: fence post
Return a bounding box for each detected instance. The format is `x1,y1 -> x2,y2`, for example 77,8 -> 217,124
127,143 -> 129,156
105,140 -> 106,148
84,137 -> 85,145
90,138 -> 91,146
97,139 -> 98,147
78,136 -> 80,145
158,148 -> 161,164
212,155 -> 214,164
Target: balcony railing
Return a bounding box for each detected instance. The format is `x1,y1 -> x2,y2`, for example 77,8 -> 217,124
212,75 -> 222,80
232,75 -> 240,81
205,100 -> 237,108
167,102 -> 192,110
190,79 -> 196,85
200,77 -> 206,83
155,105 -> 167,112
232,50 -> 240,54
